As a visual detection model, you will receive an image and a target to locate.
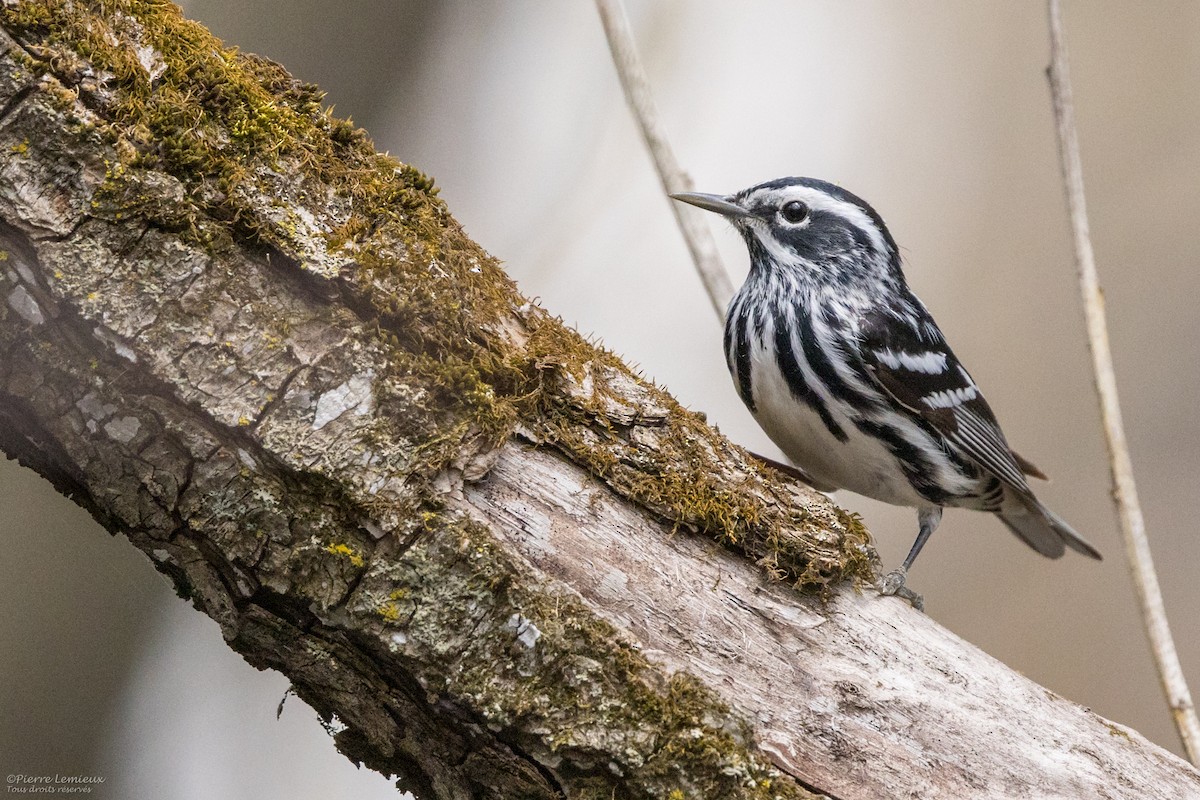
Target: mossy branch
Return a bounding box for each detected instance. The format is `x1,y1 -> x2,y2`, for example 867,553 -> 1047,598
0,2 -> 1197,798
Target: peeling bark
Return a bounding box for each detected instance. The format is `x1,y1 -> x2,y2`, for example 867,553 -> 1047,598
0,3 -> 1197,799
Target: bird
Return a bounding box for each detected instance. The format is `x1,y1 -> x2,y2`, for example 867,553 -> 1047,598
671,177 -> 1101,606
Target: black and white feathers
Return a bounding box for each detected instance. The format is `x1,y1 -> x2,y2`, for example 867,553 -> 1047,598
673,177 -> 1101,575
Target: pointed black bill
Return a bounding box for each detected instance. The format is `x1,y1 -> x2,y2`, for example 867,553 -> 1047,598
669,192 -> 752,218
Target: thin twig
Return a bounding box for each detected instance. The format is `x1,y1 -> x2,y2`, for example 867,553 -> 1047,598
594,0 -> 734,321
1046,0 -> 1200,764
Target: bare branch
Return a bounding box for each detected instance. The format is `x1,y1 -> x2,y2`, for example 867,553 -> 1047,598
594,0 -> 734,320
1046,0 -> 1200,764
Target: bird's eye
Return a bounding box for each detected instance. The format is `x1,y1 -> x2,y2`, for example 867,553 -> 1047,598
780,200 -> 810,224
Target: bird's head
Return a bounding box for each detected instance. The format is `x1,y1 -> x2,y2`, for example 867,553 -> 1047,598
672,177 -> 903,288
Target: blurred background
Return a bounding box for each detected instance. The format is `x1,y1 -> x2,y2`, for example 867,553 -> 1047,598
3,1 -> 1198,797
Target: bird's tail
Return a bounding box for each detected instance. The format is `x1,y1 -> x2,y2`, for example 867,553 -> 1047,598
996,495 -> 1102,561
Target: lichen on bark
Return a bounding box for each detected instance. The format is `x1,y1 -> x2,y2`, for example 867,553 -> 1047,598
0,1 -> 876,797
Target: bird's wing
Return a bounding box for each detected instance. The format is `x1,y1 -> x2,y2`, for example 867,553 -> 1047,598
855,307 -> 1036,494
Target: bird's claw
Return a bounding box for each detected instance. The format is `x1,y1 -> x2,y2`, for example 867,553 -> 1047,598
880,567 -> 907,595
879,568 -> 924,612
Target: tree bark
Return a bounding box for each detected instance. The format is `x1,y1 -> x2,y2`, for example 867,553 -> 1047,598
0,2 -> 1196,798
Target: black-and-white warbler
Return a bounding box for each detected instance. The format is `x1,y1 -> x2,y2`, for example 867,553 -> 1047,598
672,177 -> 1101,604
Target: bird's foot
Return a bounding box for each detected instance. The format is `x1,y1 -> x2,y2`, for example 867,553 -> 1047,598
879,568 -> 924,612
879,567 -> 907,595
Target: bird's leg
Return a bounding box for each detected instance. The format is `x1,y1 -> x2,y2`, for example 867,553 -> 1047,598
745,451 -> 830,490
880,506 -> 943,611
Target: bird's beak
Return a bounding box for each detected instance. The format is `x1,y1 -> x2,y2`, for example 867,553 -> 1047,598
669,192 -> 753,218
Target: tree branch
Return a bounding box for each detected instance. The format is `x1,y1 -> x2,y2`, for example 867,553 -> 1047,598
0,2 -> 1197,797
1046,0 -> 1200,764
594,0 -> 734,321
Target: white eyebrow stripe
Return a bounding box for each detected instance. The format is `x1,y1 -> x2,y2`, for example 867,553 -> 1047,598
750,185 -> 891,255
874,348 -> 948,374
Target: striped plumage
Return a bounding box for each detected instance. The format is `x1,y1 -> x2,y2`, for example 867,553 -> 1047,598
673,177 -> 1100,601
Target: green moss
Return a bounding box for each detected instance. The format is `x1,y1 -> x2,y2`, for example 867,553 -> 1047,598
1102,719 -> 1132,741
3,0 -> 445,249
369,515 -> 816,800
514,317 -> 875,591
3,4 -> 870,791
3,0 -> 874,590
6,0 -> 529,482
